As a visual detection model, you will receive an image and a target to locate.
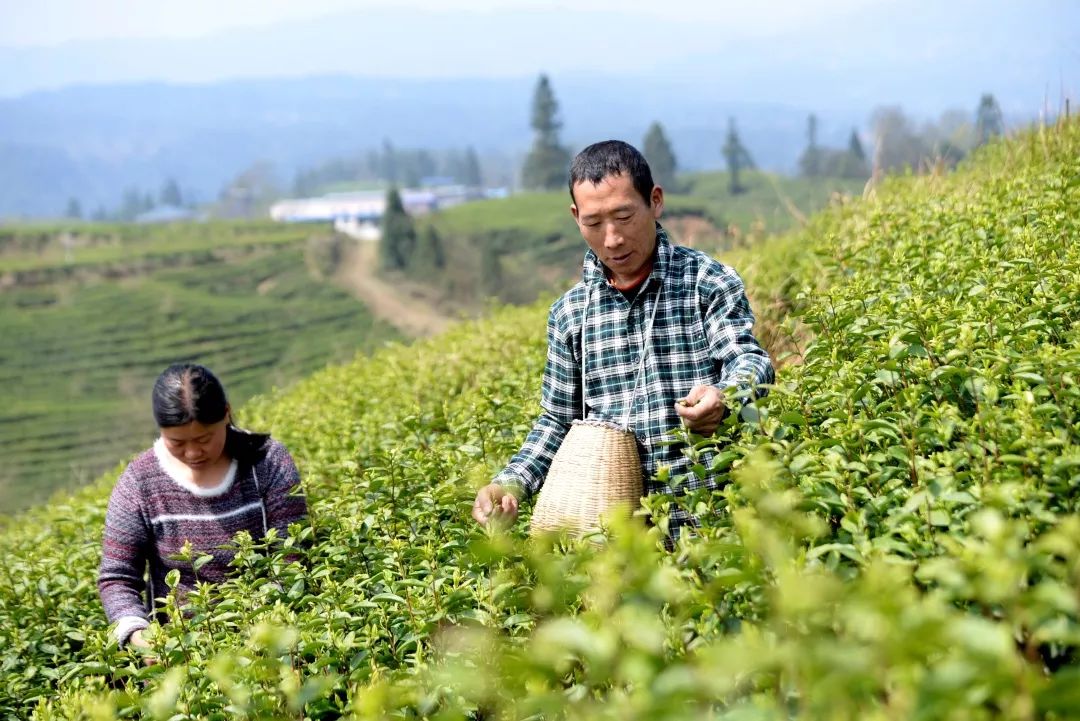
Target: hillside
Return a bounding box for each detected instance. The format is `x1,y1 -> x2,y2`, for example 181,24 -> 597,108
0,222 -> 401,512
1,118 -> 1077,718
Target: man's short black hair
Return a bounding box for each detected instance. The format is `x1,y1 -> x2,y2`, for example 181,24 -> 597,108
569,140 -> 655,206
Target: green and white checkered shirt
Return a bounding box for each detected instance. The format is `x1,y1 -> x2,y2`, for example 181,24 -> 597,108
496,224 -> 775,535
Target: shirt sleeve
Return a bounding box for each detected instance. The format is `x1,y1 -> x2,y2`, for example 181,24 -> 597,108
700,263 -> 775,398
98,465 -> 152,644
260,442 -> 308,537
493,298 -> 582,496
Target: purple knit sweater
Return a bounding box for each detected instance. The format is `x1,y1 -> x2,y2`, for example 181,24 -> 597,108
98,437 -> 307,644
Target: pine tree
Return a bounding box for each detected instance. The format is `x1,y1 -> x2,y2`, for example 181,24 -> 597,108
381,139 -> 399,184
412,225 -> 446,272
642,122 -> 677,190
975,93 -> 1004,147
120,188 -> 144,220
414,150 -> 437,186
521,74 -> 572,190
64,197 -> 82,219
160,178 -> 183,207
834,128 -> 869,179
798,114 -> 822,177
722,118 -> 754,195
848,129 -> 866,162
379,187 -> 416,271
463,146 -> 483,187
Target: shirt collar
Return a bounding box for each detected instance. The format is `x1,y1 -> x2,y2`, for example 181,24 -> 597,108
582,222 -> 672,289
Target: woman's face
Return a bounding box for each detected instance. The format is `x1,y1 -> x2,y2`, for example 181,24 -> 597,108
160,417 -> 228,470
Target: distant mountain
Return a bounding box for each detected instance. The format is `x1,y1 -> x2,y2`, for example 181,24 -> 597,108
0,76 -> 866,217
0,1 -> 1073,217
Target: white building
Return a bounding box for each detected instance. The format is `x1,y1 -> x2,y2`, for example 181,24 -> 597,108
269,190 -> 438,224
269,186 -> 504,239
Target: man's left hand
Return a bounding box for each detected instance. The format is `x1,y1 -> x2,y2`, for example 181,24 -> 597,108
675,385 -> 727,435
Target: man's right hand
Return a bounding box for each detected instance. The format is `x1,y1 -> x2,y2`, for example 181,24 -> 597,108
472,483 -> 519,526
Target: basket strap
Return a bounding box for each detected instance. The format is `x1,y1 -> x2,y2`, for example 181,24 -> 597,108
581,286 -> 590,421
580,277 -> 665,431
622,281 -> 663,429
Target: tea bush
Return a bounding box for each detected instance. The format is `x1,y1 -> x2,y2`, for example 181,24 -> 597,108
3,119 -> 1079,720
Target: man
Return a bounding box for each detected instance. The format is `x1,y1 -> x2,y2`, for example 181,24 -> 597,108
472,140 -> 774,538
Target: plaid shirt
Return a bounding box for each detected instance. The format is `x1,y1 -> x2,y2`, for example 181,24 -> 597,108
495,224 -> 775,535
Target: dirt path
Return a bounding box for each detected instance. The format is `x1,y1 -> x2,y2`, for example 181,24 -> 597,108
335,239 -> 453,338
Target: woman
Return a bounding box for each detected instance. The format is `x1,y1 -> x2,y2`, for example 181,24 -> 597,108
98,363 -> 307,649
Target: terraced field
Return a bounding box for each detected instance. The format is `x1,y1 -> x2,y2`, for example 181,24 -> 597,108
0,223 -> 400,511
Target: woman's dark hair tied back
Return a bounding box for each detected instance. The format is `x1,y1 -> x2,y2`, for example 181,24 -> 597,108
152,363 -> 228,428
152,363 -> 271,463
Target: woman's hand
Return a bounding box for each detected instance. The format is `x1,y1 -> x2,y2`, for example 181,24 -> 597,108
128,629 -> 158,666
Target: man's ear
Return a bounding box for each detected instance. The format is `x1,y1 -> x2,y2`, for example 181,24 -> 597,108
650,185 -> 665,219
570,203 -> 580,223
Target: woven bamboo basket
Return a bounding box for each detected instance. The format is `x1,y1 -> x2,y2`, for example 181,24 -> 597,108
529,418 -> 644,537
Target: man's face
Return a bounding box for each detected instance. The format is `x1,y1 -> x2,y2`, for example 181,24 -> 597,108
570,173 -> 663,284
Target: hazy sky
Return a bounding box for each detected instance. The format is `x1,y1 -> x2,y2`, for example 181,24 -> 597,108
0,0 -> 1075,109
0,0 -> 1002,46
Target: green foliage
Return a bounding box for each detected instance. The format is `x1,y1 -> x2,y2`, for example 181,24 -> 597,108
118,188 -> 155,222
64,198 -> 82,220
643,122 -> 678,190
829,128 -> 870,179
799,114 -> 822,177
848,128 -> 866,163
800,118 -> 868,180
462,146 -> 483,188
379,187 -> 416,271
2,118 -> 1077,720
722,117 -> 755,195
159,178 -> 183,208
521,75 -> 572,191
976,93 -> 1006,147
412,225 -> 446,273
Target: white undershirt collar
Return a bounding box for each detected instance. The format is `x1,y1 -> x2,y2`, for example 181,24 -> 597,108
153,437 -> 238,497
